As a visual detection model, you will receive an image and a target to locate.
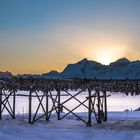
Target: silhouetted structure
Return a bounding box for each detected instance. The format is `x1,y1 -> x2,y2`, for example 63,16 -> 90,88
0,78 -> 139,126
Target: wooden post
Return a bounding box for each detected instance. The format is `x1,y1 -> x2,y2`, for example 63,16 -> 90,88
13,91 -> 16,119
46,90 -> 49,121
29,90 -> 32,124
87,88 -> 92,127
103,90 -> 107,121
57,89 -> 61,120
0,89 -> 2,119
97,90 -> 101,124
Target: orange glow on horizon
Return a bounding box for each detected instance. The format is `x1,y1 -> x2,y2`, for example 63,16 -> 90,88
1,25 -> 140,75
90,45 -> 127,65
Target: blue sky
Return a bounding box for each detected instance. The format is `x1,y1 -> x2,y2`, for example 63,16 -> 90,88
0,0 -> 140,74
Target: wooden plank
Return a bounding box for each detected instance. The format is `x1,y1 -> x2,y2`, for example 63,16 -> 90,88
103,90 -> 107,121
0,89 -> 2,119
87,88 -> 92,127
13,91 -> 16,119
29,90 -> 32,124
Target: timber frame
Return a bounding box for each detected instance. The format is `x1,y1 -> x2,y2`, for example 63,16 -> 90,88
0,78 -> 140,127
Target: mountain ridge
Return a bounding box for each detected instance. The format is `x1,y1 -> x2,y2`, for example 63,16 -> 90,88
1,58 -> 140,79
46,58 -> 140,79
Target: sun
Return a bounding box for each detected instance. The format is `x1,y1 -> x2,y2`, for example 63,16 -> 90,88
99,51 -> 113,65
88,44 -> 127,65
94,47 -> 123,65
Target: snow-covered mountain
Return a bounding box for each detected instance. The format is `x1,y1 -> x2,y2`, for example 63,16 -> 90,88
42,70 -> 61,79
0,71 -> 13,79
7,58 -> 140,79
60,58 -> 104,79
109,58 -> 130,67
41,58 -> 140,79
95,58 -> 140,79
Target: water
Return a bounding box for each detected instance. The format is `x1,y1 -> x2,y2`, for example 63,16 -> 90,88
2,91 -> 140,115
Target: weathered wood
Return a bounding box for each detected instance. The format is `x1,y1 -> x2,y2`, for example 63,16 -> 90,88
87,88 -> 92,127
1,91 -> 15,118
103,90 -> 107,121
0,89 -> 2,119
65,90 -> 89,109
49,90 -> 59,117
1,78 -> 137,126
57,89 -> 61,120
13,91 -> 16,119
29,90 -> 32,124
97,90 -> 101,124
60,98 -> 88,120
47,92 -> 88,124
46,90 -> 49,121
32,92 -> 46,123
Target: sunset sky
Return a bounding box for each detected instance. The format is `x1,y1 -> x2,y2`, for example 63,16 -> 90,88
0,0 -> 140,74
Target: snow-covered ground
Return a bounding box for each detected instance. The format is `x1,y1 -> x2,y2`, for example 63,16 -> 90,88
0,112 -> 140,140
1,92 -> 140,140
